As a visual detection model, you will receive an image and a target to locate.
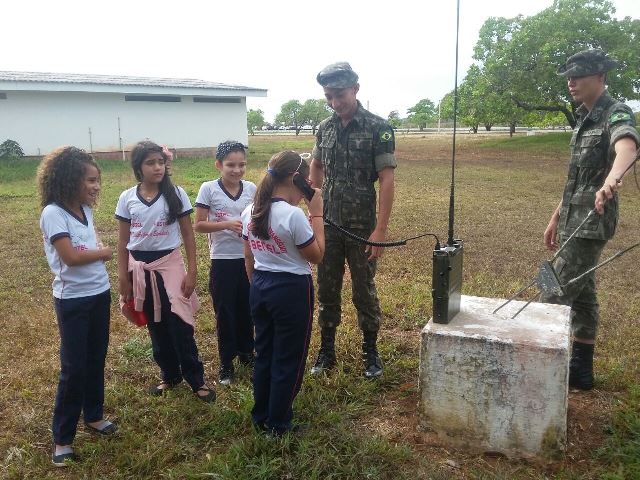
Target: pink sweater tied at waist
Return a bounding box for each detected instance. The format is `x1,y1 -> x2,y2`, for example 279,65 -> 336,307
121,249 -> 199,326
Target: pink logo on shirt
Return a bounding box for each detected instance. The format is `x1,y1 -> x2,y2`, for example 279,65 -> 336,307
269,228 -> 288,253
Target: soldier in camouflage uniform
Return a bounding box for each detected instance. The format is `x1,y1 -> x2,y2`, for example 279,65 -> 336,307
541,49 -> 639,390
309,62 -> 396,378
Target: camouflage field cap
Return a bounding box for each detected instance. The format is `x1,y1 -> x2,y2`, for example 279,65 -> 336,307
316,62 -> 359,88
557,49 -> 618,77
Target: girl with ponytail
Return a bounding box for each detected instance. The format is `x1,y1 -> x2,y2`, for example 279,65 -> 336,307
241,150 -> 324,436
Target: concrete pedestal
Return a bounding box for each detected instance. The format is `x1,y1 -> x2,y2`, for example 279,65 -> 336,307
419,295 -> 571,458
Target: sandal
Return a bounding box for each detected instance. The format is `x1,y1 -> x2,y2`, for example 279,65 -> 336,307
85,420 -> 118,435
195,385 -> 216,403
52,445 -> 77,467
148,379 -> 182,396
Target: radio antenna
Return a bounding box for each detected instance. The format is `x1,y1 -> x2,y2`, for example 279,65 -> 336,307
432,0 -> 465,324
448,0 -> 461,246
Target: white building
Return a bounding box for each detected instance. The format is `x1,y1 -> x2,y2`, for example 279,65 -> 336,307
0,71 -> 266,156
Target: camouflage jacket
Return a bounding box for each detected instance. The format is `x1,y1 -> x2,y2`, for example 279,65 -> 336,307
312,101 -> 396,230
558,92 -> 639,240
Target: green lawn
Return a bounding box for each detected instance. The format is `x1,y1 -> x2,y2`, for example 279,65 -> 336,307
0,133 -> 638,479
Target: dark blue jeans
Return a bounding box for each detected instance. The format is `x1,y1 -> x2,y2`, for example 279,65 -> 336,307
250,270 -> 314,434
52,289 -> 111,445
143,270 -> 205,391
209,259 -> 254,367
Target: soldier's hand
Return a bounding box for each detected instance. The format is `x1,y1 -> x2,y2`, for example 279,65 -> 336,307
595,179 -> 619,215
544,216 -> 559,252
366,228 -> 386,260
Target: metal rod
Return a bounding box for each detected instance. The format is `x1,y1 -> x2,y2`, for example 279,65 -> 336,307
511,292 -> 541,319
551,209 -> 596,261
563,242 -> 640,288
492,278 -> 537,314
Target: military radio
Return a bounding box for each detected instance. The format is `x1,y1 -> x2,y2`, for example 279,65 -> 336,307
432,0 -> 464,324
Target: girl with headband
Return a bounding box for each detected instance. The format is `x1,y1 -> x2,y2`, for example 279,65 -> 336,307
194,141 -> 257,385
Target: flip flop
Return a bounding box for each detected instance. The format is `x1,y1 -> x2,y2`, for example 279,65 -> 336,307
84,420 -> 117,435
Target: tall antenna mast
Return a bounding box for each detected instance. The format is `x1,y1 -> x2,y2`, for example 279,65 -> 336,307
448,0 -> 461,246
432,0 -> 464,324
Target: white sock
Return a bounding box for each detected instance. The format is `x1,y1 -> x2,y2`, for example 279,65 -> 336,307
88,419 -> 112,431
55,445 -> 73,456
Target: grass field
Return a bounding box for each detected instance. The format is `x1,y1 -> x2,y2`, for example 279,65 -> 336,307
0,133 -> 638,479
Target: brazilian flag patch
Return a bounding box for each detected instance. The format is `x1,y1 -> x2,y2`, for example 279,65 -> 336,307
609,111 -> 632,124
380,130 -> 393,142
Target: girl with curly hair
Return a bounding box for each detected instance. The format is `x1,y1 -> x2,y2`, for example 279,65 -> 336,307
38,146 -> 116,467
115,140 -> 215,403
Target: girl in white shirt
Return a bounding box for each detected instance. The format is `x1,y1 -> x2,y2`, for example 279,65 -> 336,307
116,140 -> 214,403
194,141 -> 257,385
38,146 -> 116,467
241,150 -> 324,436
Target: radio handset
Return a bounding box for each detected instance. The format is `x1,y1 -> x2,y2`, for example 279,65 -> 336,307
292,173 -> 315,202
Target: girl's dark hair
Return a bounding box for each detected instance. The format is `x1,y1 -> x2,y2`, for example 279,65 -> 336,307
37,146 -> 101,208
251,150 -> 309,240
130,140 -> 182,225
216,140 -> 247,161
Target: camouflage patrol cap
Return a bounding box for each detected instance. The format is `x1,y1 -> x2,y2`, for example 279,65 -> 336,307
316,62 -> 359,88
557,49 -> 618,77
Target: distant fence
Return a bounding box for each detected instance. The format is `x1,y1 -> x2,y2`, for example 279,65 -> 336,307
91,147 -> 215,161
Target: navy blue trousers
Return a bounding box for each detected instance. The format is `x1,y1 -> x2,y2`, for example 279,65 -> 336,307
52,289 -> 111,445
209,259 -> 254,367
250,270 -> 314,434
143,270 -> 205,391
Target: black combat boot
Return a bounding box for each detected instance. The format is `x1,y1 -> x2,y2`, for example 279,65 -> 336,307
569,342 -> 594,390
310,328 -> 337,375
362,331 -> 383,379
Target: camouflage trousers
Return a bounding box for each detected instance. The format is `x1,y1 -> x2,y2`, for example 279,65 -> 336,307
317,225 -> 381,332
539,235 -> 607,340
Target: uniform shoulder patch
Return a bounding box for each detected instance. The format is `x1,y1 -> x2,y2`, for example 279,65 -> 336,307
609,111 -> 632,124
379,129 -> 393,142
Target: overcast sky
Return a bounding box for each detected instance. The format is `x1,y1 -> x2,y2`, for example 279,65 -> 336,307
2,0 -> 638,122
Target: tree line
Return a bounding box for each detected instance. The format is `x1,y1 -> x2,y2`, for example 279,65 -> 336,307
247,100 -> 331,136
249,1 -> 639,137
403,0 -> 639,136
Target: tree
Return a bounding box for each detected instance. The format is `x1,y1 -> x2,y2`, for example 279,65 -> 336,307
387,111 -> 402,129
299,99 -> 331,135
407,99 -> 437,131
275,100 -> 303,135
474,0 -> 640,128
0,139 -> 24,158
247,109 -> 265,135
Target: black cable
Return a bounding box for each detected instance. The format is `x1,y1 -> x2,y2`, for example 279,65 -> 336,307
324,217 -> 440,248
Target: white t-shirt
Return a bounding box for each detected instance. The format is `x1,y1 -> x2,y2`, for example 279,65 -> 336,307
241,199 -> 315,275
115,185 -> 193,251
40,203 -> 110,299
195,179 -> 256,259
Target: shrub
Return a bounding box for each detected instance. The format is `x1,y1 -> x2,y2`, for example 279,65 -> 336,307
0,139 -> 24,158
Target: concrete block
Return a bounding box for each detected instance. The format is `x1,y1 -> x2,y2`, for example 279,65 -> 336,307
419,295 -> 571,458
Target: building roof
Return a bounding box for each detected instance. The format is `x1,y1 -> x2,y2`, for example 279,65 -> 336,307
0,71 -> 267,97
